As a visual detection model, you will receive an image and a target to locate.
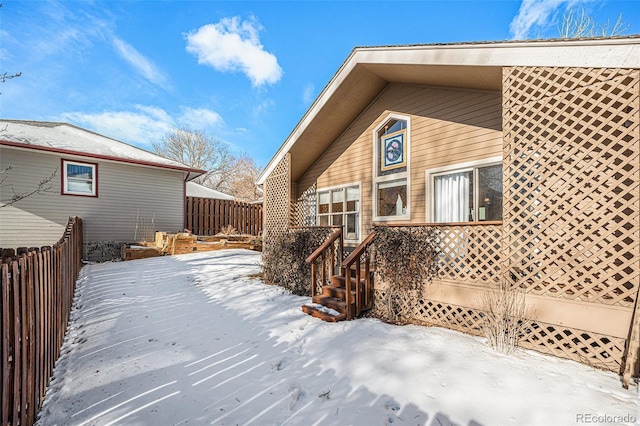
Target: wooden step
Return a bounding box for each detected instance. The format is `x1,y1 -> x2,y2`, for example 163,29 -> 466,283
301,304 -> 346,322
331,275 -> 367,289
322,285 -> 356,300
312,295 -> 352,313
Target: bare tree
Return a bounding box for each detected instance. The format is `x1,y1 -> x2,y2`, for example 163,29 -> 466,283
558,7 -> 628,38
0,4 -> 21,96
226,154 -> 262,202
0,2 -> 57,207
153,126 -> 234,187
0,71 -> 22,91
0,165 -> 58,208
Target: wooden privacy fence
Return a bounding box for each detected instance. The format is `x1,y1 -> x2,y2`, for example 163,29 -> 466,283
185,197 -> 263,236
1,216 -> 83,426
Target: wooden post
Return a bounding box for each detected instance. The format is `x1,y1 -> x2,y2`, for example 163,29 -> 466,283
310,262 -> 316,297
622,289 -> 640,388
1,262 -> 12,426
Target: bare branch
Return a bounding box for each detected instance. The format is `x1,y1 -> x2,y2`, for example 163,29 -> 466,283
558,7 -> 628,38
0,71 -> 22,83
0,167 -> 58,208
153,126 -> 235,187
225,154 -> 263,202
153,126 -> 263,200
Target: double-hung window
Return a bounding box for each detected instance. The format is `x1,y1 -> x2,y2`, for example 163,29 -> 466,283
427,158 -> 502,223
62,160 -> 97,197
317,184 -> 360,241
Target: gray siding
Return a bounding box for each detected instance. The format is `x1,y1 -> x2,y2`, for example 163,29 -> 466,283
0,147 -> 186,248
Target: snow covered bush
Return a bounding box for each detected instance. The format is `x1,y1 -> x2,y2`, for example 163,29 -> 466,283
262,227 -> 333,296
480,282 -> 530,354
373,225 -> 440,323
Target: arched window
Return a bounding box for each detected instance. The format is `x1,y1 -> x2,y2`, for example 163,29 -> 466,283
373,114 -> 410,221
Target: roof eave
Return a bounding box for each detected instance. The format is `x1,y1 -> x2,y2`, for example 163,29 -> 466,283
0,140 -> 206,178
257,37 -> 640,185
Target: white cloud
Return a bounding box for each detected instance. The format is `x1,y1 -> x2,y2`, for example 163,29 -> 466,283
178,107 -> 224,129
28,2 -> 110,59
302,83 -> 315,105
60,105 -> 174,147
113,37 -> 170,89
510,0 -> 587,40
252,99 -> 275,118
185,16 -> 283,87
60,105 -> 226,148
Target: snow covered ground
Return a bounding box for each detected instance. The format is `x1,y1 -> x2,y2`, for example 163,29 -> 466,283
37,250 -> 638,426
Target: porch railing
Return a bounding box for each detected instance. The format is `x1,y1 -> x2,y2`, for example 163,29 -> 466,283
304,227 -> 343,297
341,231 -> 376,319
433,221 -> 502,285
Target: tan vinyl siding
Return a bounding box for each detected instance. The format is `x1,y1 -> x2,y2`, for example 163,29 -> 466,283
298,84 -> 502,237
0,147 -> 186,247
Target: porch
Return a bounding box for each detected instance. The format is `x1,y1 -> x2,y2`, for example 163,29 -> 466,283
298,221 -> 639,385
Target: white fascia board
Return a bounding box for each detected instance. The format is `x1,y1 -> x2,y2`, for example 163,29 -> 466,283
257,50 -> 361,185
356,39 -> 640,68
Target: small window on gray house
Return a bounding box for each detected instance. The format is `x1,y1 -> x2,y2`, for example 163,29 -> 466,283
62,160 -> 97,197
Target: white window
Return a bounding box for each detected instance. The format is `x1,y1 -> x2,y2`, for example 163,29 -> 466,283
373,114 -> 410,221
317,184 -> 360,241
426,158 -> 502,223
62,160 -> 97,196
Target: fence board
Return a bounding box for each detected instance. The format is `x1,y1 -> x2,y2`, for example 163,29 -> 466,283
1,217 -> 83,425
1,262 -> 11,426
185,197 -> 263,236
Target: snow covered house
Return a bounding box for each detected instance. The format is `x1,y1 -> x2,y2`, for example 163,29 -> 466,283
0,120 -> 203,252
257,37 -> 640,385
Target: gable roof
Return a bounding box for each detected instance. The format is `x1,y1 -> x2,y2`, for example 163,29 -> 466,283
0,119 -> 205,179
257,36 -> 640,185
186,182 -> 235,200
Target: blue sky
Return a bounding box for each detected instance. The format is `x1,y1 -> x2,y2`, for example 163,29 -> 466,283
1,1 -> 638,167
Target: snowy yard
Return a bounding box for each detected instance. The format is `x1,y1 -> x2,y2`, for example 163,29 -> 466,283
37,250 -> 638,426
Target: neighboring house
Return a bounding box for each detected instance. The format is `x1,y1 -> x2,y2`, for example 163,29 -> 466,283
0,120 -> 203,251
186,181 -> 235,200
257,38 -> 640,385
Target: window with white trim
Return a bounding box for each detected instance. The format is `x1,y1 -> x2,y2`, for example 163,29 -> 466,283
317,184 -> 360,240
427,160 -> 502,223
62,160 -> 97,196
373,115 -> 410,221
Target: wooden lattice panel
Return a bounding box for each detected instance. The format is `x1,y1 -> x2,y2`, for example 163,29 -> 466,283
370,289 -> 485,335
291,182 -> 317,227
263,154 -> 291,245
369,288 -> 624,372
519,321 -> 626,372
436,224 -> 502,285
503,66 -> 640,307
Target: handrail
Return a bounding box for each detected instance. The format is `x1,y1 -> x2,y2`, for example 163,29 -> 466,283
341,230 -> 376,320
305,227 -> 343,298
305,228 -> 343,263
342,231 -> 376,267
